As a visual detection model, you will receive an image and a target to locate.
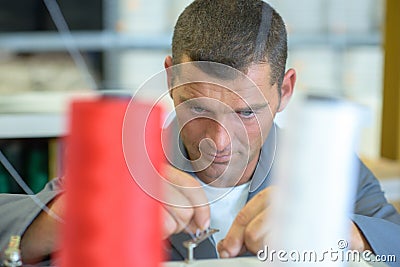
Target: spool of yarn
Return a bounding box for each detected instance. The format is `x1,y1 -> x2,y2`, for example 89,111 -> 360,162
269,95 -> 362,266
60,96 -> 163,267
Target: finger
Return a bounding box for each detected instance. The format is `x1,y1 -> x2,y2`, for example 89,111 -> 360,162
164,206 -> 202,237
163,186 -> 207,236
242,187 -> 273,217
217,240 -> 247,258
163,165 -> 210,230
163,164 -> 208,207
244,208 -> 271,254
217,188 -> 273,257
163,185 -> 194,234
191,205 -> 210,231
162,208 -> 178,239
216,208 -> 250,257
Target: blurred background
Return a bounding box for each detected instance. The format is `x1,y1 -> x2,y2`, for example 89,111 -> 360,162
0,0 -> 398,210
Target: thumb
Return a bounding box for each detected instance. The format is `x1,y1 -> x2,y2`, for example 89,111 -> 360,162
217,239 -> 247,258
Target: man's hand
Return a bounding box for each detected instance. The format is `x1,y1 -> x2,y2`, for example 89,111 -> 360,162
217,187 -> 274,258
162,165 -> 210,239
216,186 -> 373,258
21,194 -> 64,264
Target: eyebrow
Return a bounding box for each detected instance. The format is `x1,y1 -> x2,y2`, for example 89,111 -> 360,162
179,96 -> 192,103
179,96 -> 269,111
236,103 -> 269,111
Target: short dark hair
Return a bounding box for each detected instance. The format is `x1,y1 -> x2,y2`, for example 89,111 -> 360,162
172,0 -> 288,89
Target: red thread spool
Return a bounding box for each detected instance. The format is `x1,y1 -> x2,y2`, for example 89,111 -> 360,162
60,97 -> 163,267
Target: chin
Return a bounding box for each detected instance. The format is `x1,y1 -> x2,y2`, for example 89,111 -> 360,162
200,164 -> 246,186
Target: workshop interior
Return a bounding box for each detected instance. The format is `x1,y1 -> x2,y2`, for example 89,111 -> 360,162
0,0 -> 399,266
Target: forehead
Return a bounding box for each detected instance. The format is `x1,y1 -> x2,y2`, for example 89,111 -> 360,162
171,62 -> 272,106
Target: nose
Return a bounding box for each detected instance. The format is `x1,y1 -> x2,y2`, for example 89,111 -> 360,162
205,120 -> 231,153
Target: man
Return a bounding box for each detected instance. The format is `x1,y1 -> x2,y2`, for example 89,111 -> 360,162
0,0 -> 399,265
161,0 -> 400,261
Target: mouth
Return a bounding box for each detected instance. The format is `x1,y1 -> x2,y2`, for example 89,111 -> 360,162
205,153 -> 232,163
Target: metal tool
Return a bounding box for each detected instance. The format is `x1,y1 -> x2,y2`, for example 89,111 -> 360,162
182,228 -> 219,263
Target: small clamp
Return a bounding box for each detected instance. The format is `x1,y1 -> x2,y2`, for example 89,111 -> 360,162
183,228 -> 219,263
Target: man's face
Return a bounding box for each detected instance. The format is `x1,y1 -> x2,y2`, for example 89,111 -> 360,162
171,63 -> 280,187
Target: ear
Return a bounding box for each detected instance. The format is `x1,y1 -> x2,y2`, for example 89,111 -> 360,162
277,68 -> 296,112
164,56 -> 174,98
164,55 -> 173,69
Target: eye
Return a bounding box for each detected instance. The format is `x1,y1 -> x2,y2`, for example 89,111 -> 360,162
191,106 -> 207,114
237,110 -> 255,119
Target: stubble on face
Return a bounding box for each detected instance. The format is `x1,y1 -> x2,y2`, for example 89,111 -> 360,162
171,63 -> 279,187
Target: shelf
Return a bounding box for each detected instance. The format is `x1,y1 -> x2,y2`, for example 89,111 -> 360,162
0,113 -> 66,139
0,31 -> 381,53
0,31 -> 172,52
288,32 -> 382,48
0,91 -> 97,139
0,91 -> 95,113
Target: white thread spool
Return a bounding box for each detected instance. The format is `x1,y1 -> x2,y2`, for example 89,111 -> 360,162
268,94 -> 363,266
